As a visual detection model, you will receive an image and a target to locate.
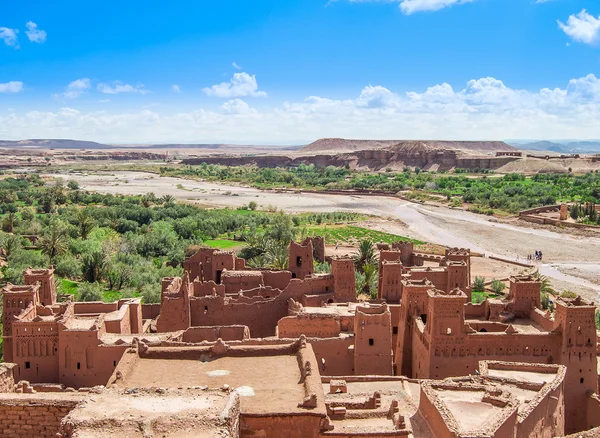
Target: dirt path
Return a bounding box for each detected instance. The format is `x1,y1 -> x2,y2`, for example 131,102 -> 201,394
51,171 -> 600,300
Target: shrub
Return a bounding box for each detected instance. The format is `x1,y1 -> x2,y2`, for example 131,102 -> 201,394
78,282 -> 104,302
472,276 -> 485,293
248,201 -> 258,211
55,254 -> 83,279
560,290 -> 577,299
490,280 -> 506,295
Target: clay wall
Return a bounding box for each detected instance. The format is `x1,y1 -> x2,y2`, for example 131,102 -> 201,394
0,394 -> 81,438
141,304 -> 160,320
0,365 -> 15,393
331,258 -> 356,303
304,236 -> 325,263
23,268 -> 56,306
72,302 -> 118,315
127,300 -> 143,334
406,269 -> 448,293
289,241 -> 314,280
241,414 -> 324,438
553,300 -> 598,433
277,315 -> 341,338
103,304 -> 131,334
309,337 -> 355,376
508,277 -> 541,318
354,305 -> 393,375
586,394 -> 600,432
516,378 -> 565,438
392,242 -> 413,266
426,333 -> 562,380
378,250 -> 401,295
529,308 -> 555,332
222,271 -> 264,294
11,320 -> 59,384
379,261 -> 403,303
193,280 -> 225,297
262,271 -> 292,290
181,325 -> 250,342
58,329 -> 127,388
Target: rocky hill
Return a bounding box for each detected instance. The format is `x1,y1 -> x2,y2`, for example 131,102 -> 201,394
302,138 -> 516,155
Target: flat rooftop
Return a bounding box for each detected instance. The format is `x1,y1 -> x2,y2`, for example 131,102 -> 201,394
62,388 -> 236,438
123,354 -> 306,414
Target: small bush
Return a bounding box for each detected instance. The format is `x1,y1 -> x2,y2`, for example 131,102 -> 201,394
472,276 -> 485,292
490,280 -> 506,295
78,282 -> 104,302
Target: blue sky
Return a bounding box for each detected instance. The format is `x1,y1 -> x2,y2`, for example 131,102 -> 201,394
0,0 -> 599,143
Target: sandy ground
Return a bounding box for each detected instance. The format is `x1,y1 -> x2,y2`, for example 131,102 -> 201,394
50,171 -> 600,302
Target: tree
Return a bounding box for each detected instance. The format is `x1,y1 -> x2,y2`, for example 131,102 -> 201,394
39,221 -> 69,262
67,180 -> 80,190
361,263 -> 378,298
82,250 -> 109,283
248,201 -> 258,211
76,210 -> 96,239
354,239 -> 376,273
265,213 -> 295,244
2,211 -> 17,233
0,234 -> 22,257
20,206 -> 36,222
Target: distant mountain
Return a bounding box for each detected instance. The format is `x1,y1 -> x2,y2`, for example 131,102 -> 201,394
508,140 -> 600,154
302,138 -> 516,154
0,139 -> 303,151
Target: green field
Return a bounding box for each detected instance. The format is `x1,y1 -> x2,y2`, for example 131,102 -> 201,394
203,239 -> 247,250
302,225 -> 424,246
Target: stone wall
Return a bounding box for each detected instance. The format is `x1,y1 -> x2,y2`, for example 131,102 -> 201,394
0,394 -> 82,438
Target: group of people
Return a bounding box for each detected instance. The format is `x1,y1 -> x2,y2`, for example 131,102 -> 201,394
528,250 -> 543,262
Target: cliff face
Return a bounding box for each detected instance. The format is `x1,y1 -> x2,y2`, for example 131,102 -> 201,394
182,148 -> 520,171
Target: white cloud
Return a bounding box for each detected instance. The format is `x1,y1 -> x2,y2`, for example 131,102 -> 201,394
25,21 -> 46,43
399,0 -> 473,14
221,99 -> 253,114
346,0 -> 473,14
202,72 -> 267,98
558,10 -> 600,45
0,81 -> 23,93
97,82 -> 148,95
232,62 -> 242,70
55,78 -> 91,100
171,85 -> 181,93
2,74 -> 600,143
0,27 -> 19,48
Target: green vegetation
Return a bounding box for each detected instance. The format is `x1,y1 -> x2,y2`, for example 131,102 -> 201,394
0,175 -> 425,305
152,163 -> 600,214
302,225 -> 423,246
472,276 -> 485,293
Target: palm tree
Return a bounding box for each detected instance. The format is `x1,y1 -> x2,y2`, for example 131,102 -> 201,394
354,239 -> 377,273
77,210 -> 96,239
267,243 -> 289,270
1,234 -> 22,257
2,211 -> 17,233
161,194 -> 176,205
362,263 -> 378,298
39,222 -> 68,262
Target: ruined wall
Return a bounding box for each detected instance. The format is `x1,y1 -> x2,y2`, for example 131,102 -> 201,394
241,414 -> 324,438
181,325 -> 250,343
0,394 -> 81,438
308,337 -> 355,376
0,364 -> 15,393
331,258 -> 356,303
289,241 -> 314,280
262,271 -> 292,290
277,315 -> 341,338
58,329 -> 127,388
188,277 -> 333,338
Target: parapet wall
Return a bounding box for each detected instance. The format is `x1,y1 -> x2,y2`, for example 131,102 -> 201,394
0,393 -> 83,437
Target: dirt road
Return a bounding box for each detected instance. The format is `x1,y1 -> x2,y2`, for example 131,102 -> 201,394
52,171 -> 600,300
